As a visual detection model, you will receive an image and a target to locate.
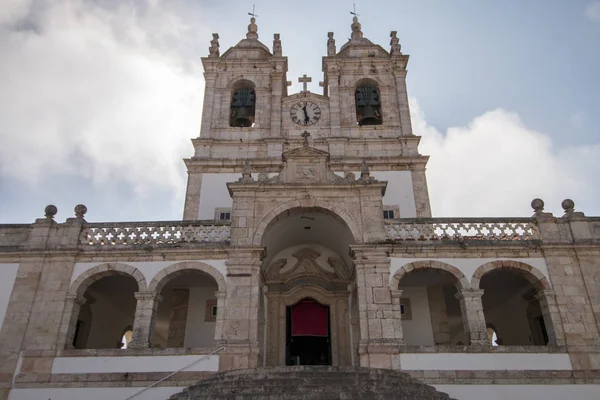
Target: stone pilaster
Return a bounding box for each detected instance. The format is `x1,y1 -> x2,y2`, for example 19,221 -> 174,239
58,294 -> 86,349
167,289 -> 190,348
534,289 -> 565,347
410,166 -> 432,218
200,73 -> 217,138
392,68 -> 413,135
183,173 -> 202,220
427,286 -> 451,345
353,248 -> 402,369
218,248 -> 263,370
129,291 -> 162,349
455,289 -> 488,346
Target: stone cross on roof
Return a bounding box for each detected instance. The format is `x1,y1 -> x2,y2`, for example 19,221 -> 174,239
298,74 -> 312,92
301,131 -> 310,146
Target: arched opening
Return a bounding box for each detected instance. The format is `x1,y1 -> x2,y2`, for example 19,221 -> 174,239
355,78 -> 382,126
260,208 -> 356,367
480,268 -> 549,346
397,268 -> 466,346
230,79 -> 256,127
151,270 -> 219,349
73,274 -> 138,349
487,325 -> 499,347
120,327 -> 133,349
286,298 -> 331,366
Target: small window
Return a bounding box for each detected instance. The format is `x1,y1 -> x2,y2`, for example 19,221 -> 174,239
400,304 -> 405,314
383,210 -> 395,219
211,305 -> 218,317
399,298 -> 412,320
220,212 -> 231,221
214,207 -> 232,222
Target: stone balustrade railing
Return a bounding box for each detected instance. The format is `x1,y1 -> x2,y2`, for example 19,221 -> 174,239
385,218 -> 540,242
80,221 -> 231,246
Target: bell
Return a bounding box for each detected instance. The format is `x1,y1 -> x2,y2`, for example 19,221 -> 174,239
358,105 -> 381,126
233,106 -> 252,127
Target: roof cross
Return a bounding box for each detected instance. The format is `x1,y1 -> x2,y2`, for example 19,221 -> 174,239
298,74 -> 312,92
301,131 -> 310,146
350,3 -> 359,17
248,4 -> 258,18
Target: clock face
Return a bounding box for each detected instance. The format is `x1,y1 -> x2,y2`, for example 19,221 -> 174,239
290,101 -> 321,126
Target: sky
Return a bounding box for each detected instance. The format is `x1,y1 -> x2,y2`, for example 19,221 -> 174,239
0,0 -> 599,223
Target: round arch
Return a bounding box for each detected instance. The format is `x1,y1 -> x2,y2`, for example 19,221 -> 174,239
390,260 -> 470,290
471,260 -> 551,291
69,263 -> 147,296
355,76 -> 383,88
226,76 -> 258,89
148,261 -> 226,293
252,201 -> 362,246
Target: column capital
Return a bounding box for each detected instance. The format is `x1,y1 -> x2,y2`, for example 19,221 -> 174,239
390,289 -> 403,298
454,289 -> 484,301
65,294 -> 86,306
534,289 -> 556,301
134,291 -> 163,303
214,291 -> 227,299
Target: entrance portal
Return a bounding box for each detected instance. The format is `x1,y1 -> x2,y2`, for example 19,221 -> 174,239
286,299 -> 331,365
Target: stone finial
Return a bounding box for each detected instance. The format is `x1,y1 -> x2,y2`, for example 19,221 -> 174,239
351,16 -> 363,40
74,204 -> 87,218
209,33 -> 220,57
360,159 -> 370,177
273,33 -> 282,56
390,31 -> 401,55
531,198 -> 545,215
327,32 -> 336,56
247,17 -> 258,40
239,159 -> 254,182
561,199 -> 575,215
44,204 -> 57,220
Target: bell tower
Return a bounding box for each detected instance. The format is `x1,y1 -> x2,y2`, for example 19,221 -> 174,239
183,16 -> 431,221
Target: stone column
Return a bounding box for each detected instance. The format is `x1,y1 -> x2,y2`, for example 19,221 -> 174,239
353,248 -> 403,369
218,248 -> 263,370
455,289 -> 488,346
535,289 -> 565,347
129,291 -> 162,349
58,294 -> 87,349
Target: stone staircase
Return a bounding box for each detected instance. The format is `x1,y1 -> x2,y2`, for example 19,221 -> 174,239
168,366 -> 455,399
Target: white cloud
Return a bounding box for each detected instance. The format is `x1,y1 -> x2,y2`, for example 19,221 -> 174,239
0,0 -> 208,197
412,98 -> 600,217
585,2 -> 600,22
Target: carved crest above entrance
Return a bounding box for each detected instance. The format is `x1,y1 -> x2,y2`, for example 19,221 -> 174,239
264,247 -> 352,285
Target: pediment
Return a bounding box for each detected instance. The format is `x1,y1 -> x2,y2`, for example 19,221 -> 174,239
283,146 -> 329,160
337,42 -> 390,58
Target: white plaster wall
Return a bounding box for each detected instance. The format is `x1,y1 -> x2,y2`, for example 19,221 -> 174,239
51,355 -> 219,373
0,263 -> 18,329
198,173 -> 239,219
372,171 -> 417,218
8,387 -> 182,400
399,353 -> 572,370
389,258 -> 551,288
71,260 -> 228,289
184,288 -> 217,347
400,287 -> 434,346
433,385 -> 600,400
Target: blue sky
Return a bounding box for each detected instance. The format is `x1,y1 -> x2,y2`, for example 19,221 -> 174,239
0,0 -> 598,222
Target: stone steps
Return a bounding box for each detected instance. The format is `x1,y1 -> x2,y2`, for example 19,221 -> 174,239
168,366 -> 455,400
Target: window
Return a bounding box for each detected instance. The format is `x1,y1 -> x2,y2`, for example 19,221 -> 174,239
399,298 -> 412,320
215,207 -> 232,222
383,206 -> 399,220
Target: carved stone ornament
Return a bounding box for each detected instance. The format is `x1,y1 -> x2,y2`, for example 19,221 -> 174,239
264,145 -> 368,185
265,248 -> 351,284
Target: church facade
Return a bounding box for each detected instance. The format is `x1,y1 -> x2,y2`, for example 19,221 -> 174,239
1,17 -> 599,400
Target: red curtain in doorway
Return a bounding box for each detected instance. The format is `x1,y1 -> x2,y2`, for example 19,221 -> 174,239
291,300 -> 328,337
